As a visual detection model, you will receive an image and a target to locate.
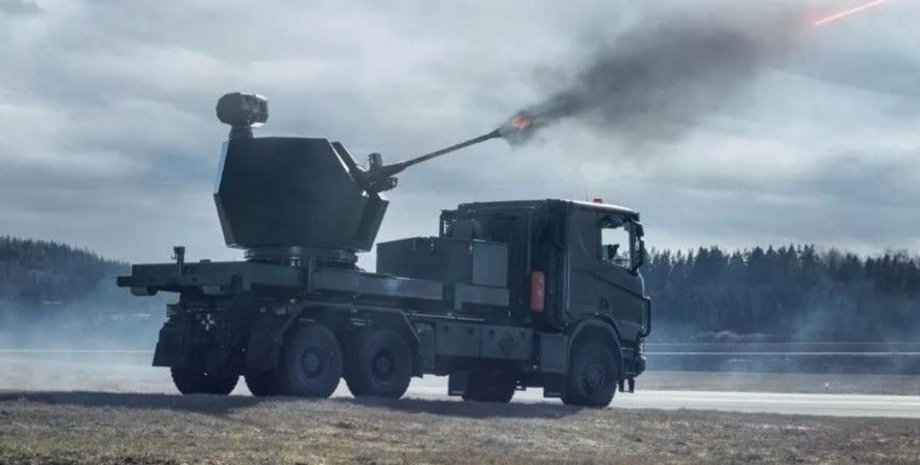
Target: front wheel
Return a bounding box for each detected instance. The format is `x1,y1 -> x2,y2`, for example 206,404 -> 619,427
278,325 -> 343,398
171,368 -> 239,396
562,342 -> 618,407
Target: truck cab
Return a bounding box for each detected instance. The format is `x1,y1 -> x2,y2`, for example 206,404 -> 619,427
440,199 -> 650,400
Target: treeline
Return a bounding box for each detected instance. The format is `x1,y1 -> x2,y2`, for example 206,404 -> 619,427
0,236 -> 163,326
644,245 -> 920,342
1,237 -> 918,343
0,236 -> 123,307
0,237 -> 167,347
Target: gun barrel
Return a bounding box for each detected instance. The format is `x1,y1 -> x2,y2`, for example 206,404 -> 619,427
364,128 -> 501,186
396,128 -> 501,171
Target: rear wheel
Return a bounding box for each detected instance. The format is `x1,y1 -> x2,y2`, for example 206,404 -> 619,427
278,325 -> 343,398
345,328 -> 412,399
171,368 -> 239,395
462,370 -> 516,403
562,341 -> 618,407
245,371 -> 281,397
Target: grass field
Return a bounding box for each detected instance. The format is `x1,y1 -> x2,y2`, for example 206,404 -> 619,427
1,391 -> 918,465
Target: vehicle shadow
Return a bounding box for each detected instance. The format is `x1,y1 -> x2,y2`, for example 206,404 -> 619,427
339,396 -> 585,419
0,391 -> 585,419
0,391 -> 265,416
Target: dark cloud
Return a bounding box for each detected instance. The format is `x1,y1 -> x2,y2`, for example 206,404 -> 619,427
0,0 -> 917,263
808,155 -> 919,208
635,148 -> 920,253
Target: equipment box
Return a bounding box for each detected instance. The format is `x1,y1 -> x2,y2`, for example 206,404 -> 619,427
377,237 -> 508,287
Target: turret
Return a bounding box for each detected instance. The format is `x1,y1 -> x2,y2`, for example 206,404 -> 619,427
212,92 -> 500,264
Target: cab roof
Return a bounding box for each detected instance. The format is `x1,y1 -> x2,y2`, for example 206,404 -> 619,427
454,199 -> 640,220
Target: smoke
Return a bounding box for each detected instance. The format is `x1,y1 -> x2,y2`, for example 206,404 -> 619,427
504,2 -> 809,145
0,303 -> 169,392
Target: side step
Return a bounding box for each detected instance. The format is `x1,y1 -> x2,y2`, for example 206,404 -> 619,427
618,378 -> 636,393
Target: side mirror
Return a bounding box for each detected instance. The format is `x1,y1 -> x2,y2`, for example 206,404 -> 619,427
631,238 -> 647,273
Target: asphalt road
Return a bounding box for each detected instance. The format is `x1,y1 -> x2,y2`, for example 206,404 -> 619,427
645,342 -> 920,374
2,349 -> 920,419
491,388 -> 920,419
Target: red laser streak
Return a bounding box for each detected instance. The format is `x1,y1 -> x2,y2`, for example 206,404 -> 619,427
814,0 -> 901,26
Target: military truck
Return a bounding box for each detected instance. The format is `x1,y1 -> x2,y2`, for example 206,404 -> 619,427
117,93 -> 651,407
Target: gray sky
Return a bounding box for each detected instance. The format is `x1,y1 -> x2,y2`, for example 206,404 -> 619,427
1,0 -> 918,266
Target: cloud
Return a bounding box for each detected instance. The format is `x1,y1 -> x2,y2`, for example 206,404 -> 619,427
0,0 -> 918,265
0,0 -> 42,16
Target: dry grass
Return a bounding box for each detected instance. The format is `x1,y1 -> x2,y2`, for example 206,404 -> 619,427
0,391 -> 918,465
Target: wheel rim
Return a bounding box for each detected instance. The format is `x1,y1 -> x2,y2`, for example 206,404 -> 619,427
584,361 -> 606,393
300,349 -> 324,377
372,349 -> 394,381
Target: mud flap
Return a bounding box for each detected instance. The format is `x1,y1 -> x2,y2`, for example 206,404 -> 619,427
448,371 -> 470,397
152,327 -> 185,368
542,374 -> 566,399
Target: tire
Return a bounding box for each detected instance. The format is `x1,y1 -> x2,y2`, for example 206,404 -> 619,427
171,368 -> 239,396
171,367 -> 204,395
203,373 -> 239,395
461,370 -> 516,403
278,325 -> 343,398
344,328 -> 412,399
562,341 -> 618,407
245,371 -> 281,397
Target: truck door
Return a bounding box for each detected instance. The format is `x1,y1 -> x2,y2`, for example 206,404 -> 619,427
596,215 -> 646,341
566,208 -> 600,320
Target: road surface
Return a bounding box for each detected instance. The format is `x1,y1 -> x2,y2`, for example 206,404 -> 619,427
410,386 -> 920,419
2,349 -> 919,419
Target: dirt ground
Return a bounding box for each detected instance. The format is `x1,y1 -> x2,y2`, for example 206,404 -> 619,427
0,391 -> 918,465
